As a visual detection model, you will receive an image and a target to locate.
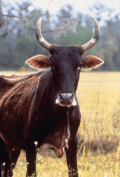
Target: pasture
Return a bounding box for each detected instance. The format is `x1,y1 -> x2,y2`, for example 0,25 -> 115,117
0,71 -> 120,176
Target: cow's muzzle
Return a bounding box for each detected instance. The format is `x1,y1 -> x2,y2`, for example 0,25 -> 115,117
55,93 -> 77,107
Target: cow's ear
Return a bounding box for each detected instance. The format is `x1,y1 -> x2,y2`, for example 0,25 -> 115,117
26,55 -> 50,69
82,55 -> 104,69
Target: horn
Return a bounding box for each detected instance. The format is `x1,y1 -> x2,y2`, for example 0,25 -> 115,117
81,17 -> 100,51
35,18 -> 53,50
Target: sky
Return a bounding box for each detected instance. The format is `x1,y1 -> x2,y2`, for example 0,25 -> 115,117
4,0 -> 120,17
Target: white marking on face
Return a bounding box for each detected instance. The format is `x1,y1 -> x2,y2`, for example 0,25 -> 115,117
72,97 -> 77,106
55,94 -> 77,107
55,95 -> 60,105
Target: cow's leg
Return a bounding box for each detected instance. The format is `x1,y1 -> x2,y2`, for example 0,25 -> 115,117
65,108 -> 81,177
65,137 -> 78,177
0,138 -> 13,177
0,138 -> 4,177
3,148 -> 13,177
0,164 -> 2,177
4,159 -> 12,177
0,137 -> 7,177
26,141 -> 37,177
0,149 -> 20,177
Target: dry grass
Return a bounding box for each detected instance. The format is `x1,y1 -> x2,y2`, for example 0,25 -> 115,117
1,71 -> 120,176
14,147 -> 120,177
77,72 -> 120,152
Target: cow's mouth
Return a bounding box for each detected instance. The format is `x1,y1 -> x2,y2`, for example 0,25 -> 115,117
55,93 -> 77,107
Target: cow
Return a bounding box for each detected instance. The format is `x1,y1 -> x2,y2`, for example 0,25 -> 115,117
0,17 -> 104,177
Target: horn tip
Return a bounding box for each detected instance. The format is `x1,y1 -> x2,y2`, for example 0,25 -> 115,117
91,16 -> 98,23
36,17 -> 42,26
91,16 -> 95,19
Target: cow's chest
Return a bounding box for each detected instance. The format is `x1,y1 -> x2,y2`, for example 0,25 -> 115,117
38,111 -> 71,157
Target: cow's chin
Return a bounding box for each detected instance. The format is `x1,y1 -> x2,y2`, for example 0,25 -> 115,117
55,96 -> 77,107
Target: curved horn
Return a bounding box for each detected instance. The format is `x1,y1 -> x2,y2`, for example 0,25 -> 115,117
35,18 -> 52,50
81,17 -> 100,52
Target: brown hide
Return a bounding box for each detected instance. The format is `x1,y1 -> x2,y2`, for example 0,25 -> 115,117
0,72 -> 43,100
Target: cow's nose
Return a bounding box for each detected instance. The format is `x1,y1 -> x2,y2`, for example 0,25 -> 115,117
55,93 -> 77,107
59,93 -> 74,105
60,93 -> 73,101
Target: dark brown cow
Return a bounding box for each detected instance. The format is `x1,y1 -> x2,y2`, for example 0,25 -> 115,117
0,17 -> 104,177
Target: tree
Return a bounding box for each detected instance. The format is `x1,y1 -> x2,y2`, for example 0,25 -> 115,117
0,1 -> 119,71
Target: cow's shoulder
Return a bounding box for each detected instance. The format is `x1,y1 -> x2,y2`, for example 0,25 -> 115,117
0,70 -> 46,107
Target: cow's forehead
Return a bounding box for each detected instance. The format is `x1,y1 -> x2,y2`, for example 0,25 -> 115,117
49,46 -> 82,65
49,46 -> 82,55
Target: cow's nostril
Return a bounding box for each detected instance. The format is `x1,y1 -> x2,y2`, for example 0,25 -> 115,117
59,93 -> 73,101
59,93 -> 74,105
55,93 -> 77,107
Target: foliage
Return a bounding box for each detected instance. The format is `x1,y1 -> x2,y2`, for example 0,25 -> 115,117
0,1 -> 120,70
59,22 -> 93,46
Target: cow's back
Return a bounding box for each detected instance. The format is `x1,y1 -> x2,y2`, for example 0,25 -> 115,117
0,72 -> 44,99
0,76 -> 15,99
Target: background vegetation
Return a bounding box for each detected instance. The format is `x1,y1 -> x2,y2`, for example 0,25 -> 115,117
0,0 -> 120,71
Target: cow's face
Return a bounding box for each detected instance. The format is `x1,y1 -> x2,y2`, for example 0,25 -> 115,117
49,46 -> 82,107
26,46 -> 104,107
27,17 -> 104,107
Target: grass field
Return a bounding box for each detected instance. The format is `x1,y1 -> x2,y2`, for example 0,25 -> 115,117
77,72 -> 120,152
13,149 -> 120,177
1,71 -> 120,176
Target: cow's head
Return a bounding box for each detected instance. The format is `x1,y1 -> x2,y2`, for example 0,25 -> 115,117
26,17 -> 104,107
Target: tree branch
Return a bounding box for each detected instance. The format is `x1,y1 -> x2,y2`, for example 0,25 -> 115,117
2,14 -> 20,18
2,12 -> 47,19
29,22 -> 73,34
42,22 -> 73,33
